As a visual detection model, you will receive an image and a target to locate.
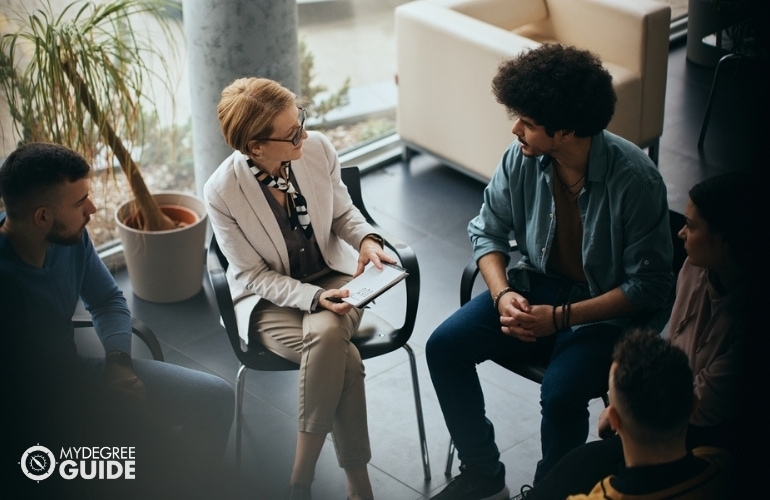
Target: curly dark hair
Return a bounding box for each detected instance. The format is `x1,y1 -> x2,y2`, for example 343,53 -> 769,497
611,330 -> 693,442
492,44 -> 616,137
0,143 -> 90,219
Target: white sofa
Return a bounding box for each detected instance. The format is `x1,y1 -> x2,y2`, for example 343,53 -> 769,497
395,0 -> 671,181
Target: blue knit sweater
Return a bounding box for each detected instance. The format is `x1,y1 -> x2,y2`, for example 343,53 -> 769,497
0,213 -> 131,358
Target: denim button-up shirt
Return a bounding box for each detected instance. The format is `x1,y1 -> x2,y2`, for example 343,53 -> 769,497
468,131 -> 674,329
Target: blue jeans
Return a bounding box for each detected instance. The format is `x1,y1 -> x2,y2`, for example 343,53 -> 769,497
426,273 -> 623,482
87,358 -> 235,461
132,359 -> 235,460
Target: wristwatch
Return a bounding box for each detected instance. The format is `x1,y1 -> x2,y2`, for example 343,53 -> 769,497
106,350 -> 133,369
363,233 -> 384,248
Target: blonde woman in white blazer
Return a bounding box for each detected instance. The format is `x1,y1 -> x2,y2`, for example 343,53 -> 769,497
204,78 -> 393,500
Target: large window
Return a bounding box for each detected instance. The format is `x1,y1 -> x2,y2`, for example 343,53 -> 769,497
298,0 -> 408,154
2,0 -> 688,250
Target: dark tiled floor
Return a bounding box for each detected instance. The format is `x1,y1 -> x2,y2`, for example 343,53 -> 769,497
107,41 -> 760,499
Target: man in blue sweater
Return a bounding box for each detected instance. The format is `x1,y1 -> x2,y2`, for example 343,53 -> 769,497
1,143 -> 234,496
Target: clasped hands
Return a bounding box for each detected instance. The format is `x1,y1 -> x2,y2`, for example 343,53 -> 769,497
497,290 -> 558,342
319,239 -> 396,315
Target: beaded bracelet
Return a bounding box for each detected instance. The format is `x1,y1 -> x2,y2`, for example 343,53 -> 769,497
492,286 -> 513,311
562,301 -> 570,331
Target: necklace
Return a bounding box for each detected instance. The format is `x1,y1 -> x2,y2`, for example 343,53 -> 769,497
553,164 -> 585,196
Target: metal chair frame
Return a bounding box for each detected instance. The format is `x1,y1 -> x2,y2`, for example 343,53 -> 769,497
72,316 -> 165,361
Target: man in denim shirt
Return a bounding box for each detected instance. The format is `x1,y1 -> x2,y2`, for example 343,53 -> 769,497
427,45 -> 674,500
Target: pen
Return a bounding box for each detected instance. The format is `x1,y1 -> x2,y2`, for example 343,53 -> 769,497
325,297 -> 344,303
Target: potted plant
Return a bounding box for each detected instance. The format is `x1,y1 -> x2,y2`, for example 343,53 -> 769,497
0,0 -> 208,303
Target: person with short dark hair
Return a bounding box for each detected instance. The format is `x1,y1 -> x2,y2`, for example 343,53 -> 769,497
566,330 -> 731,499
0,143 -> 235,496
528,172 -> 754,499
427,44 -> 673,500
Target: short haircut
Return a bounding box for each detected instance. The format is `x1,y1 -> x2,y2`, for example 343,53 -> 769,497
689,172 -> 757,265
492,44 -> 616,137
217,77 -> 298,154
612,330 -> 694,443
0,143 -> 91,219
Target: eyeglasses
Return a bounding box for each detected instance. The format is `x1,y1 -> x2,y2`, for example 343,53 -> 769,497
255,107 -> 307,146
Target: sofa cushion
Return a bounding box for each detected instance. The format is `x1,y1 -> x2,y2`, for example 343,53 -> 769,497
435,0 -> 548,31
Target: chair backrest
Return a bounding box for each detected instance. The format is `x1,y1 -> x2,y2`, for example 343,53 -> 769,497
206,235 -> 298,370
340,166 -> 420,354
72,317 -> 164,361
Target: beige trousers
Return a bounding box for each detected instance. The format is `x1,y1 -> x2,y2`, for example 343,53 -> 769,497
249,272 -> 370,467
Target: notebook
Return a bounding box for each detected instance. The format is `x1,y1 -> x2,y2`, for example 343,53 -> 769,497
340,262 -> 408,307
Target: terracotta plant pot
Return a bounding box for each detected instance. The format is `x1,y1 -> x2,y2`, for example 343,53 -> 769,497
122,204 -> 200,229
116,192 -> 208,303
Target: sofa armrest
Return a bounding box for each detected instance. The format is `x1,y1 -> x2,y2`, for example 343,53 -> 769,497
542,0 -> 671,144
398,2 -> 539,58
543,0 -> 670,74
396,2 -> 539,179
427,0 -> 548,31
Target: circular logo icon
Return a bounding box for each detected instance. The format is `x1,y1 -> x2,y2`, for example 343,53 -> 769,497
20,445 -> 56,481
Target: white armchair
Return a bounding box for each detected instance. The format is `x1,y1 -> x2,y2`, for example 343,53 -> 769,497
395,0 -> 671,181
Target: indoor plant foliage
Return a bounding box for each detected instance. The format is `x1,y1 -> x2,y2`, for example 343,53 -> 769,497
299,36 -> 350,123
0,0 -> 180,231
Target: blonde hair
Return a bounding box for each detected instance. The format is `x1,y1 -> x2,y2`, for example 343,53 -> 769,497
217,77 -> 297,153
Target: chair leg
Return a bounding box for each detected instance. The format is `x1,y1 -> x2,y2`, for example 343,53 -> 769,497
445,439 -> 456,477
402,144 -> 413,164
647,138 -> 660,166
698,53 -> 743,148
235,364 -> 248,472
402,343 -> 431,480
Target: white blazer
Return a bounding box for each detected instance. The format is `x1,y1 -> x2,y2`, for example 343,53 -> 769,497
204,132 -> 375,344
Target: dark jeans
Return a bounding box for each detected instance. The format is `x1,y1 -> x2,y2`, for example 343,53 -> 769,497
426,273 -> 623,482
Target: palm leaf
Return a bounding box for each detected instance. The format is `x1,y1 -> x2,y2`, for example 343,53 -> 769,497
1,0 -> 181,230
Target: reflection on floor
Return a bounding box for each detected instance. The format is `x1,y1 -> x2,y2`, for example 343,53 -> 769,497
111,42 -> 759,499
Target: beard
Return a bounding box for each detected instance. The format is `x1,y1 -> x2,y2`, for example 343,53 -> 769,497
46,219 -> 88,246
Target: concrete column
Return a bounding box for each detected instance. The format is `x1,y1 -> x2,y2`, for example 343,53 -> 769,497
183,0 -> 300,197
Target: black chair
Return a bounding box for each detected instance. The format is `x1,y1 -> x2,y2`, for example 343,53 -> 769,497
444,210 -> 687,475
206,166 -> 430,479
73,317 -> 165,361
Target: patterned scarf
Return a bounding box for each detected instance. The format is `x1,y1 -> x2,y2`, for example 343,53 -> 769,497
248,159 -> 312,237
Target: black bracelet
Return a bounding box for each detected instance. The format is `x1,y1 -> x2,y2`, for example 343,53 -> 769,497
561,301 -> 568,331
552,305 -> 559,332
565,301 -> 571,330
493,286 -> 513,311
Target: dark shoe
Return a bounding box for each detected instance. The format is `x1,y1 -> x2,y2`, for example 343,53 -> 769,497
511,484 -> 532,499
289,483 -> 311,500
430,463 -> 509,500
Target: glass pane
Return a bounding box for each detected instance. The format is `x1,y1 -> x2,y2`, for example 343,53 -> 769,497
297,0 -> 408,152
